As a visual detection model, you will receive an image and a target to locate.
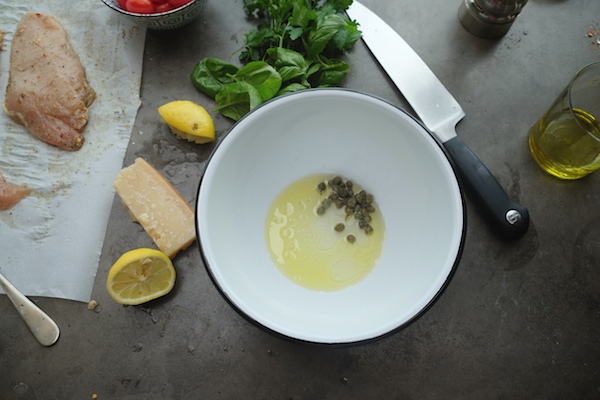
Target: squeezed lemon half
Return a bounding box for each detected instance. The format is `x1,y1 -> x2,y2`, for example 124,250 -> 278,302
158,100 -> 215,144
106,248 -> 176,305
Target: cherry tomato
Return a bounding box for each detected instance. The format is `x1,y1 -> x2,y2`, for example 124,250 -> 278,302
155,2 -> 174,12
168,0 -> 193,8
117,0 -> 128,9
126,0 -> 155,14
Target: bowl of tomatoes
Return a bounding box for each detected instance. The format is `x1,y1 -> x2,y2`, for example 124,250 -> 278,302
101,0 -> 206,30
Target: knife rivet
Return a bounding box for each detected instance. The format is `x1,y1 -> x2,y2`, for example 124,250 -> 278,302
505,210 -> 522,225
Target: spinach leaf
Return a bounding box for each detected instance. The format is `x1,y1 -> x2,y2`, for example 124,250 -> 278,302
233,61 -> 282,101
277,82 -> 310,96
330,20 -> 362,52
214,82 -> 263,121
190,58 -> 238,98
306,14 -> 350,56
313,56 -> 349,87
266,47 -> 310,83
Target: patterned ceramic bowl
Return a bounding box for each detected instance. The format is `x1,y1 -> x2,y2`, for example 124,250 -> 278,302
101,0 -> 206,30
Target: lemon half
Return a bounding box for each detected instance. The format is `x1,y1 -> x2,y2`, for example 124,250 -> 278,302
106,248 -> 176,305
158,100 -> 215,144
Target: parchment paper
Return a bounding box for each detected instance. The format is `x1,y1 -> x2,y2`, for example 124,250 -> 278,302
0,0 -> 146,302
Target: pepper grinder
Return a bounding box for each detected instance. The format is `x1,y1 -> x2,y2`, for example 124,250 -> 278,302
458,0 -> 529,39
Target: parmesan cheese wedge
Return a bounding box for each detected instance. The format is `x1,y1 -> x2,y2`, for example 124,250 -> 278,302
113,158 -> 195,259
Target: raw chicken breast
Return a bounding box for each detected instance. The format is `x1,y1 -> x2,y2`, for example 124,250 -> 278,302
4,12 -> 96,151
0,171 -> 31,210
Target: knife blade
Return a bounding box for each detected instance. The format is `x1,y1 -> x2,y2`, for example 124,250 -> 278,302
347,0 -> 529,240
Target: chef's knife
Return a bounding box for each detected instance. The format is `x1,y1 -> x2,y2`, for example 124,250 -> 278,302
347,0 -> 529,240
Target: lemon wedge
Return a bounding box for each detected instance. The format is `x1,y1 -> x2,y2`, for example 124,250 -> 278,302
158,100 -> 215,144
106,248 -> 176,305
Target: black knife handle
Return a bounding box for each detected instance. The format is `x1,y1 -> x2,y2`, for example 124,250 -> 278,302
444,136 -> 530,240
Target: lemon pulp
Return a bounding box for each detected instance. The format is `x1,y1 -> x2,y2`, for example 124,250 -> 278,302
265,174 -> 385,292
106,248 -> 176,305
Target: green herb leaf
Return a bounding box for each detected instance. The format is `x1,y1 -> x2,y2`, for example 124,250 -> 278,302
190,58 -> 238,98
233,61 -> 282,102
306,14 -> 348,56
266,47 -> 309,82
194,0 -> 362,120
214,81 -> 263,121
289,3 -> 317,30
241,27 -> 277,63
329,19 -> 362,53
277,82 -> 310,96
314,56 -> 350,87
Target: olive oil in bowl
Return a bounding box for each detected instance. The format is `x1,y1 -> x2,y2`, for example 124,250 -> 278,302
265,174 -> 385,292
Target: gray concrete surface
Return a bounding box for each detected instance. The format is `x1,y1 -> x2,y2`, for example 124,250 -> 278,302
2,0 -> 600,398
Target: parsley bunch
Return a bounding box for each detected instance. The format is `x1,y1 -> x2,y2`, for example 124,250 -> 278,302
191,0 -> 361,121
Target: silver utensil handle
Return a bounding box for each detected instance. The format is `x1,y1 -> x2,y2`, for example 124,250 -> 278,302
0,272 -> 60,346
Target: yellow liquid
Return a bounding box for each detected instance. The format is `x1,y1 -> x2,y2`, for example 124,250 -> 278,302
265,174 -> 385,292
529,108 -> 600,179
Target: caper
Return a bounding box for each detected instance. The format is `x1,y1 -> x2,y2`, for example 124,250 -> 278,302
356,190 -> 366,204
330,184 -> 339,193
315,175 -> 377,238
317,181 -> 326,193
337,188 -> 349,198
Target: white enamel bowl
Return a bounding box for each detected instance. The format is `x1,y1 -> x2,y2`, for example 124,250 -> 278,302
196,89 -> 465,346
101,0 -> 206,30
